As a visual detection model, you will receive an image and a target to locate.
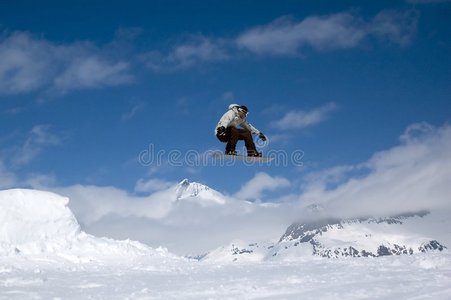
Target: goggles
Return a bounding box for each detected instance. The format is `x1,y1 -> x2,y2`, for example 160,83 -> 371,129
237,107 -> 248,116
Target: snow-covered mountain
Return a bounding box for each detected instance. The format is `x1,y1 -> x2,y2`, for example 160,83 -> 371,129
278,211 -> 447,258
175,178 -> 226,205
203,209 -> 450,262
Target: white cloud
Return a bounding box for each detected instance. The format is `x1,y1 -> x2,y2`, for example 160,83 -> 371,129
271,102 -> 337,130
368,10 -> 418,47
170,37 -> 229,66
0,31 -> 133,95
237,14 -> 365,55
236,10 -> 418,55
235,172 -> 291,200
299,122 -> 451,219
302,164 -> 363,191
53,57 -> 132,93
0,32 -> 55,94
13,125 -> 61,166
142,35 -> 230,71
135,178 -> 175,193
55,185 -> 178,225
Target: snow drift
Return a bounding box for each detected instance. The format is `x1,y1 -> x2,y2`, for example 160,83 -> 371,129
0,189 -> 79,251
0,189 -> 174,262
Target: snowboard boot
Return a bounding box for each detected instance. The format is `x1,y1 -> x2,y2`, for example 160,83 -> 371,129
247,150 -> 262,157
225,150 -> 238,156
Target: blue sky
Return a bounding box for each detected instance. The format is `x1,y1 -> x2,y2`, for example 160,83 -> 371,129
1,0 -> 450,199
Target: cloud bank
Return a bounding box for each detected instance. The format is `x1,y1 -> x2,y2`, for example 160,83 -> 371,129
299,122 -> 451,219
54,123 -> 451,255
54,183 -> 296,255
1,122 -> 450,255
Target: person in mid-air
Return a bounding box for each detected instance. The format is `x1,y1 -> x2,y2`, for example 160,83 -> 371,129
215,104 -> 266,157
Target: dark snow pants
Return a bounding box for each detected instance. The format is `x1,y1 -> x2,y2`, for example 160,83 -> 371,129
216,127 -> 258,155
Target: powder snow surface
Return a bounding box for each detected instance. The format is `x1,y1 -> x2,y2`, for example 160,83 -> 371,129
1,189 -> 451,299
1,254 -> 451,299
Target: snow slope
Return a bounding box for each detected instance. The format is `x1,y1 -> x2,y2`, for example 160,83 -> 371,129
0,189 -> 176,263
1,250 -> 451,299
0,188 -> 451,299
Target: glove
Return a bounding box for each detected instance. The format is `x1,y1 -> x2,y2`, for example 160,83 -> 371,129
258,132 -> 267,141
217,126 -> 226,137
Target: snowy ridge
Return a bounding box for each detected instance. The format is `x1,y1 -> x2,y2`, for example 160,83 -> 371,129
0,189 -> 176,263
203,210 -> 450,262
279,211 -> 447,258
175,178 -> 226,205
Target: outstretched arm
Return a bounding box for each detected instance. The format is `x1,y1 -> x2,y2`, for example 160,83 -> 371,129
241,121 -> 260,135
241,121 -> 267,141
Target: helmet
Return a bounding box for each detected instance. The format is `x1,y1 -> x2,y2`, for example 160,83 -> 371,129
238,105 -> 249,114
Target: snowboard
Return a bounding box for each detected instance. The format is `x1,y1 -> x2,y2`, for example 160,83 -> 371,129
211,152 -> 273,163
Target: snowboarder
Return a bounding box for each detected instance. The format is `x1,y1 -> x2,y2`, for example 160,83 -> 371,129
215,104 -> 267,157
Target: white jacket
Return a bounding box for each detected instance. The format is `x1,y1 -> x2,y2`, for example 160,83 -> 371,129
214,104 -> 261,136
